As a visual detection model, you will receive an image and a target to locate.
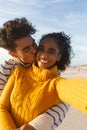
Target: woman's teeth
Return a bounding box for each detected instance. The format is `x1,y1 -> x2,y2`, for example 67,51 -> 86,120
41,59 -> 48,63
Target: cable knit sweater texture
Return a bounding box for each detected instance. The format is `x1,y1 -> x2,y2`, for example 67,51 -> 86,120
0,63 -> 87,130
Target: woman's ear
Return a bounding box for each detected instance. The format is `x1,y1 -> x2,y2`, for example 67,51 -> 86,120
8,51 -> 18,58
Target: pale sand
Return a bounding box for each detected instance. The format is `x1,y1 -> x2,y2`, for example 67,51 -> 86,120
56,65 -> 87,130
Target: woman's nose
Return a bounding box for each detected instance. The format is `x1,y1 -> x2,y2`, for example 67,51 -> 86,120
41,52 -> 47,59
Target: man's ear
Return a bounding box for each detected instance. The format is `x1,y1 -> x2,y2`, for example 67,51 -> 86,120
8,51 -> 18,58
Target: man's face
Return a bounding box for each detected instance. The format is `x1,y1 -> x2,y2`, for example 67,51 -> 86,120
10,36 -> 37,64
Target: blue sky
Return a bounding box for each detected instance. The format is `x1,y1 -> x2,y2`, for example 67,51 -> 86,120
0,0 -> 87,65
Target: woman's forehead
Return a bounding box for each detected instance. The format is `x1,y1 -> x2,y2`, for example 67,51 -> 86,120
40,38 -> 58,48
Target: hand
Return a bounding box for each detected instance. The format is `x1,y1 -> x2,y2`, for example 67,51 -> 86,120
15,124 -> 36,130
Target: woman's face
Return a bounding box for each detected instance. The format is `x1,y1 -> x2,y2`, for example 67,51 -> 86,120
37,38 -> 61,69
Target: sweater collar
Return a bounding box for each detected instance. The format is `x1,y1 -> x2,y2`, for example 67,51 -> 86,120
30,63 -> 59,81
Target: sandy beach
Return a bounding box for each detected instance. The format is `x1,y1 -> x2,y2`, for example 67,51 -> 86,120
56,65 -> 87,130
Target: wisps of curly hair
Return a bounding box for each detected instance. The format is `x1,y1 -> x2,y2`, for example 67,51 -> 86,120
39,32 -> 74,71
0,17 -> 36,51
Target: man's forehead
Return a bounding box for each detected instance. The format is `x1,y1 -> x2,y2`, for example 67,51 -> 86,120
15,36 -> 34,50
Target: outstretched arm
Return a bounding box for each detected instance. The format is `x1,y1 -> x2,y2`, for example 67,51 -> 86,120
56,77 -> 87,114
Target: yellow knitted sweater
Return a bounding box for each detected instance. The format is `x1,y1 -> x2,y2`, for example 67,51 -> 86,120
0,63 -> 87,130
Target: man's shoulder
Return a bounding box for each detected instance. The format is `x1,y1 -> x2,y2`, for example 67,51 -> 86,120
0,58 -> 20,68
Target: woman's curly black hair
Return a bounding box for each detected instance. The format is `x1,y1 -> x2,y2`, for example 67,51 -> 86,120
0,17 -> 36,51
39,32 -> 74,71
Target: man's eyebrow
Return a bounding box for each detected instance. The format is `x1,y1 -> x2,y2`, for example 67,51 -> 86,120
22,39 -> 35,51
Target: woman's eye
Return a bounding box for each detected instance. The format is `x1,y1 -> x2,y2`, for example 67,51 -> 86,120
50,51 -> 54,53
48,50 -> 55,54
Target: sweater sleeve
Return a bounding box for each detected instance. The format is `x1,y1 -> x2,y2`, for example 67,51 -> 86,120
29,102 -> 69,130
0,59 -> 17,95
0,71 -> 16,130
56,77 -> 87,114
